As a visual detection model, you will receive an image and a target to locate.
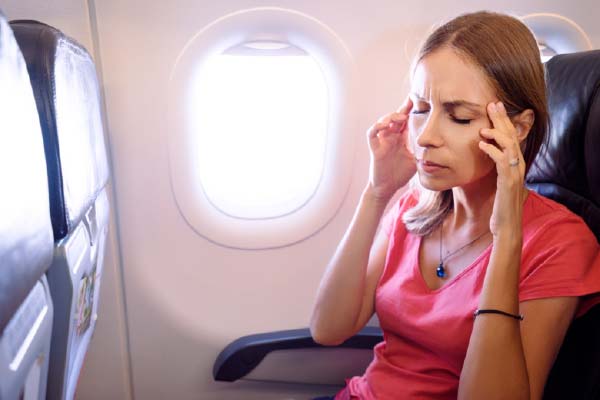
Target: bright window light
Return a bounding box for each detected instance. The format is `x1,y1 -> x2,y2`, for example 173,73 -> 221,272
190,43 -> 329,219
538,42 -> 557,63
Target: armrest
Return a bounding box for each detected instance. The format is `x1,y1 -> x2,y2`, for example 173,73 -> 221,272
213,326 -> 383,382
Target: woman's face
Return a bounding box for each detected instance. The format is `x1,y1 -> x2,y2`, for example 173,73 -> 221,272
408,47 -> 498,191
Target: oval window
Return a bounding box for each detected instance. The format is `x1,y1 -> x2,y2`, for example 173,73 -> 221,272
191,41 -> 328,219
168,7 -> 357,249
522,13 -> 592,62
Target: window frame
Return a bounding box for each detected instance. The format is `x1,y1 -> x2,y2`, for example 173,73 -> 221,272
168,7 -> 357,249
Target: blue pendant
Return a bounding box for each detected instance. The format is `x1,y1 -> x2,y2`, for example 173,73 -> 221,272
436,263 -> 446,278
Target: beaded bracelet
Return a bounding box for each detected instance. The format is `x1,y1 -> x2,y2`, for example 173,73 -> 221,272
473,309 -> 524,321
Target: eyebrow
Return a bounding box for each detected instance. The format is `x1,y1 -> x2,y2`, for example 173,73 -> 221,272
411,94 -> 483,113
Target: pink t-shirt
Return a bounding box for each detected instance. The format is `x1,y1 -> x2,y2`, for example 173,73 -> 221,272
342,190 -> 600,399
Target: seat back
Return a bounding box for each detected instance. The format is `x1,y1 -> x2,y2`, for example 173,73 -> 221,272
0,10 -> 54,400
526,49 -> 600,400
10,19 -> 111,400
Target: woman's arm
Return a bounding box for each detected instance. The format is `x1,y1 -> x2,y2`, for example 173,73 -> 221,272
519,296 -> 578,399
309,186 -> 390,345
458,235 -> 577,400
459,101 -> 577,399
459,234 -> 529,399
311,100 -> 416,345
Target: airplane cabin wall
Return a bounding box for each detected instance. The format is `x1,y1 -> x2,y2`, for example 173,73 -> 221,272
0,1 -> 598,399
85,1 -> 600,399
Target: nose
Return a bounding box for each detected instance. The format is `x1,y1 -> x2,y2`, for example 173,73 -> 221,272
415,112 -> 444,150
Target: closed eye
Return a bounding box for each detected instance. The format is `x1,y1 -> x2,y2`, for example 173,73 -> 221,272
411,109 -> 472,124
451,116 -> 472,125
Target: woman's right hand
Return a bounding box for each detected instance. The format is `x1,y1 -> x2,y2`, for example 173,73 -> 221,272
367,98 -> 417,202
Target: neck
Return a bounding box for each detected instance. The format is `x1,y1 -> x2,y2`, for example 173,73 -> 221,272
448,171 -> 497,234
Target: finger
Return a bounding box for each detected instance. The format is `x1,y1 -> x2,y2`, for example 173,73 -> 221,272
479,130 -> 523,175
376,112 -> 406,127
390,118 -> 407,131
368,130 -> 381,152
479,128 -> 519,153
487,102 -> 514,135
379,128 -> 405,146
482,102 -> 522,156
396,97 -> 413,115
479,141 -> 524,176
367,124 -> 382,151
479,141 -> 518,178
389,113 -> 408,125
367,122 -> 402,150
371,115 -> 407,139
478,140 -> 505,164
368,118 -> 391,140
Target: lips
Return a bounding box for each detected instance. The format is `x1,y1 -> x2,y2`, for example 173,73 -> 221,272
418,159 -> 446,168
417,159 -> 448,173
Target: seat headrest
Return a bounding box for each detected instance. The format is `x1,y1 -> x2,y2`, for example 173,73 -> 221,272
10,20 -> 109,241
0,12 -> 53,333
527,50 -> 600,240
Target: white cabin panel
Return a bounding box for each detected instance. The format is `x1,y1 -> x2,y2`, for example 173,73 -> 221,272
0,0 -> 598,399
89,0 -> 597,399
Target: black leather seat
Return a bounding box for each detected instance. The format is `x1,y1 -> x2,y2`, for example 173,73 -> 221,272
527,49 -> 600,400
0,10 -> 54,400
10,19 -> 111,400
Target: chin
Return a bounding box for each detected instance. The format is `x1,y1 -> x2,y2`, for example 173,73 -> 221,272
417,173 -> 454,192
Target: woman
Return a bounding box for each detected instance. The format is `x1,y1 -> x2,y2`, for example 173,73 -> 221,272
310,10 -> 600,400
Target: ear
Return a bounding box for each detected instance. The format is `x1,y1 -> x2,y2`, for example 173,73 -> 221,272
512,109 -> 535,144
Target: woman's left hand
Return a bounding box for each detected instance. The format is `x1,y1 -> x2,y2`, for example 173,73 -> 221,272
478,101 -> 527,239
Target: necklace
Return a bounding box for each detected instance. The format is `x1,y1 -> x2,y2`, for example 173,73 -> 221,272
437,221 -> 489,278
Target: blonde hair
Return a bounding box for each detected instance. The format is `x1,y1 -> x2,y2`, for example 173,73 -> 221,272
403,11 -> 549,236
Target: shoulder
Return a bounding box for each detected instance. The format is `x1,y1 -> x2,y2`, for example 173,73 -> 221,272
380,187 -> 419,237
390,187 -> 420,216
522,190 -> 596,247
519,191 -> 599,300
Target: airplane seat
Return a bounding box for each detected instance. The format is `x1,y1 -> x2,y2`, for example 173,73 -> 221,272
526,48 -> 600,400
0,10 -> 55,400
9,19 -> 111,400
213,49 -> 600,399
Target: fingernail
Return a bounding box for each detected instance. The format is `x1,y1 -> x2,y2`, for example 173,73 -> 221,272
489,103 -> 497,112
497,102 -> 505,112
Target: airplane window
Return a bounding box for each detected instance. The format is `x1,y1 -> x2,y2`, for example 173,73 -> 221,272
538,42 -> 558,63
522,13 -> 592,62
191,42 -> 328,219
168,7 -> 356,249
